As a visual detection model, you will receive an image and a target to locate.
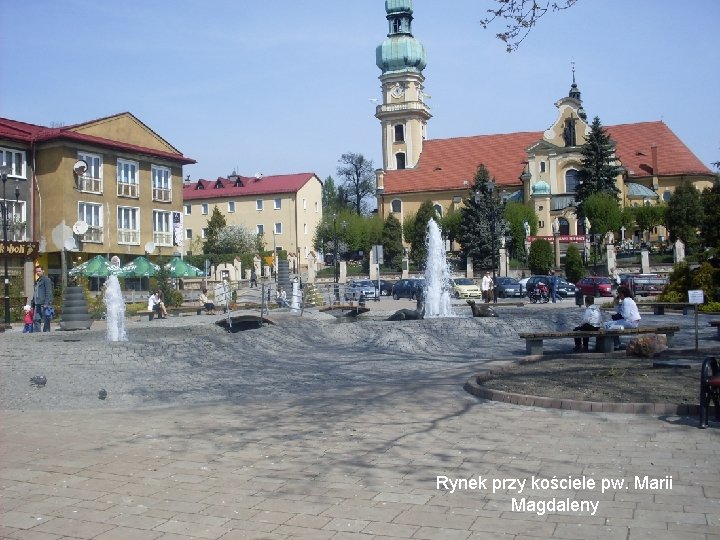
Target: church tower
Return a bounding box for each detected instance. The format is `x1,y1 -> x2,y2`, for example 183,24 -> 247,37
375,0 -> 430,172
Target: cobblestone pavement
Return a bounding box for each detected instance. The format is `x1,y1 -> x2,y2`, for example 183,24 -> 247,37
1,300 -> 719,539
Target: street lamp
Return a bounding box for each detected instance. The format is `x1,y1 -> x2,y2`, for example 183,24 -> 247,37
272,230 -> 277,282
1,166 -> 20,329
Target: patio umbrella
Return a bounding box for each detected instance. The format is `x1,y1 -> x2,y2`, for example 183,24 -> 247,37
165,257 -> 205,277
68,255 -> 121,278
117,256 -> 160,277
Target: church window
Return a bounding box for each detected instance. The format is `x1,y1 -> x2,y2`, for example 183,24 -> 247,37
663,190 -> 672,202
540,161 -> 546,173
394,124 -> 405,142
396,152 -> 406,170
434,204 -> 443,217
391,199 -> 402,213
539,220 -> 545,229
565,169 -> 579,193
558,217 -> 569,235
392,17 -> 404,33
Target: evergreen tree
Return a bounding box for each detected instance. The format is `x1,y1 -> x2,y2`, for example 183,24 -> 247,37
564,243 -> 585,283
321,176 -> 338,213
575,116 -> 623,221
458,164 -> 508,270
528,239 -> 553,275
337,152 -> 375,215
503,202 -> 538,260
381,213 -> 404,270
701,182 -> 720,250
203,206 -> 227,254
409,201 -> 437,268
666,180 -> 703,251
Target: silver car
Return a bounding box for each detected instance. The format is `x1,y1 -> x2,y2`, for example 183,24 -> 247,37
344,280 -> 377,301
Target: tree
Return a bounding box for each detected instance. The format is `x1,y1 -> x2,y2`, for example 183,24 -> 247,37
574,117 -> 623,222
528,239 -> 553,275
458,164 -> 508,270
203,206 -> 226,254
440,208 -> 462,252
564,243 -> 585,283
381,213 -> 404,270
701,182 -> 720,250
504,202 -> 537,260
337,152 -> 375,215
321,175 -> 338,213
633,204 -> 665,243
480,0 -> 578,52
409,201 -> 438,268
666,180 -> 703,251
215,224 -> 257,254
583,192 -> 622,240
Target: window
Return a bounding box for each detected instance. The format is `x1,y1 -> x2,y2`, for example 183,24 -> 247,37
274,222 -> 282,234
201,203 -> 208,215
315,201 -> 318,213
256,224 -> 264,235
274,198 -> 281,210
396,152 -> 406,170
539,220 -> 545,229
394,124 -> 405,142
433,204 -> 443,217
77,152 -> 102,192
558,217 -> 570,235
1,147 -> 26,179
186,229 -> 193,239
228,201 -> 236,213
78,202 -> 103,243
540,161 -> 546,173
151,165 -> 171,202
663,190 -> 672,202
201,228 -> 208,239
391,199 -> 402,213
153,210 -> 172,246
302,198 -> 307,210
117,206 -> 140,244
565,169 -> 579,193
117,159 -> 139,198
256,199 -> 263,211
304,223 -> 307,235
2,199 -> 27,241
184,204 -> 191,215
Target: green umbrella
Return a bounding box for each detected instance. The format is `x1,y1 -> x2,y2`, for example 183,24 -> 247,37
69,255 -> 122,278
165,257 -> 205,277
118,256 -> 160,277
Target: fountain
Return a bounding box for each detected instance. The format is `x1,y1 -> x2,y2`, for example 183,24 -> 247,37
423,219 -> 455,317
104,275 -> 127,341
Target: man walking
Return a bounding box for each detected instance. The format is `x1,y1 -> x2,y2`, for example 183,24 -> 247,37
481,271 -> 493,303
32,266 -> 53,332
549,270 -> 561,303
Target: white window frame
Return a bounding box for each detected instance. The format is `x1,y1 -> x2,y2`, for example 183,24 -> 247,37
314,201 -> 319,213
117,206 -> 140,244
77,151 -> 102,193
303,223 -> 307,235
274,198 -> 282,210
184,204 -> 191,215
201,228 -> 208,239
78,201 -> 103,243
153,210 -> 172,246
228,201 -> 235,213
117,158 -> 139,198
302,198 -> 307,210
151,165 -> 172,202
274,222 -> 282,234
2,199 -> 27,241
0,146 -> 27,179
256,224 -> 264,235
201,203 -> 208,215
186,229 -> 193,239
256,199 -> 263,211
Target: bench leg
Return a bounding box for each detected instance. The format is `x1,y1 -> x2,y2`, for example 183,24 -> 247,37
148,312 -> 154,321
526,339 -> 543,355
654,306 -> 664,315
595,336 -> 613,353
664,333 -> 674,347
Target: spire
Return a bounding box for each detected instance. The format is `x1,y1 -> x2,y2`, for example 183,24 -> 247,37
569,62 -> 581,101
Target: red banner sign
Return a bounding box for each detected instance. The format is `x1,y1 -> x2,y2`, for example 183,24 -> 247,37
527,235 -> 587,243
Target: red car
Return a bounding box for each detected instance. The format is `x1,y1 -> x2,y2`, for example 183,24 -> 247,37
575,276 -> 613,297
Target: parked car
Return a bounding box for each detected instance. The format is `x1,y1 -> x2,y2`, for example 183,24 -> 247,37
344,280 -> 377,301
496,277 -> 523,298
575,276 -> 614,297
556,278 -> 577,297
621,274 -> 668,297
524,275 -> 577,298
377,279 -> 396,296
451,278 -> 482,299
392,278 -> 426,300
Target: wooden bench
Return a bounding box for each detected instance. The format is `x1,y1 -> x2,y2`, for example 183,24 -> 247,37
137,309 -> 156,321
710,320 -> 720,337
518,326 -> 680,355
641,302 -> 697,315
169,306 -> 203,317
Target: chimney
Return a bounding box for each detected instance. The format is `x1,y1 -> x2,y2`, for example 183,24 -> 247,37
650,144 -> 659,190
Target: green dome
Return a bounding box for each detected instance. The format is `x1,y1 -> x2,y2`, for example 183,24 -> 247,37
376,35 -> 427,74
532,180 -> 550,195
386,0 -> 413,14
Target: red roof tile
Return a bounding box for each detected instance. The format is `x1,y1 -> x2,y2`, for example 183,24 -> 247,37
183,173 -> 319,200
0,117 -> 195,165
382,121 -> 711,195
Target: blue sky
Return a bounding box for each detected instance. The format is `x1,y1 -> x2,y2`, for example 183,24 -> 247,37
2,0 -> 718,184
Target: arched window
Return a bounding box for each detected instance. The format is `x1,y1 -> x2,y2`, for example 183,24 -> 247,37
558,217 -> 570,235
433,204 -> 443,217
396,152 -> 406,170
565,169 -> 579,193
394,124 -> 404,142
391,199 -> 402,213
663,190 -> 672,202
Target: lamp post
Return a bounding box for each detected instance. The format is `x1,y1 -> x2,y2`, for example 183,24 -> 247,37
1,166 -> 20,329
272,230 -> 277,282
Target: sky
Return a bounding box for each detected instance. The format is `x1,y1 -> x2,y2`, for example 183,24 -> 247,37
2,0 -> 719,186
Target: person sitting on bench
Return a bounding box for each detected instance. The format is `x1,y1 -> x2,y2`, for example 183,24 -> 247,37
199,288 -> 216,314
573,295 -> 602,352
148,290 -> 167,319
604,285 -> 641,350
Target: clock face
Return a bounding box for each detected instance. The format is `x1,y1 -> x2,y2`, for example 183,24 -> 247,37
391,84 -> 404,98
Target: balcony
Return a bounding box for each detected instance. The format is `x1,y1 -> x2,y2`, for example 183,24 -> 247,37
117,229 -> 140,244
375,101 -> 431,117
82,226 -> 103,243
152,187 -> 172,202
78,176 -> 102,193
117,182 -> 139,198
153,231 -> 172,246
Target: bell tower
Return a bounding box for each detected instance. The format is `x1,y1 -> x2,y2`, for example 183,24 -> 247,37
375,0 -> 431,172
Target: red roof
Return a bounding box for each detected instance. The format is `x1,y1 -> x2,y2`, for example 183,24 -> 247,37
382,121 -> 711,195
0,116 -> 195,165
183,173 -> 319,200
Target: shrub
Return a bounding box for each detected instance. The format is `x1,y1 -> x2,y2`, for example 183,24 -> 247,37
528,239 -> 553,275
564,244 -> 585,283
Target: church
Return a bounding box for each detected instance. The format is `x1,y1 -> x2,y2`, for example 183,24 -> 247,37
374,0 -> 714,246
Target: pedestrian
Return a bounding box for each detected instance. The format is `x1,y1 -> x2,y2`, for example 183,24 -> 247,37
573,296 -> 602,352
22,305 -> 34,333
32,265 -> 53,332
604,285 -> 641,350
250,267 -> 257,288
481,271 -> 493,303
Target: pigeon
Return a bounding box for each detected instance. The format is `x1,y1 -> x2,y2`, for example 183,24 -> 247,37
98,389 -> 107,400
30,375 -> 47,387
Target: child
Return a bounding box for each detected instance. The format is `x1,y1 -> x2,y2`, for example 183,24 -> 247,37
22,305 -> 34,333
573,295 -> 602,352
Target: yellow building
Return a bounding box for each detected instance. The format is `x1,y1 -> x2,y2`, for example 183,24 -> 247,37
182,173 -> 323,270
0,112 -> 194,290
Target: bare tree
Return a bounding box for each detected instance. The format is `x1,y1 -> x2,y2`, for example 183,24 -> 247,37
337,152 -> 375,215
480,0 -> 578,52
